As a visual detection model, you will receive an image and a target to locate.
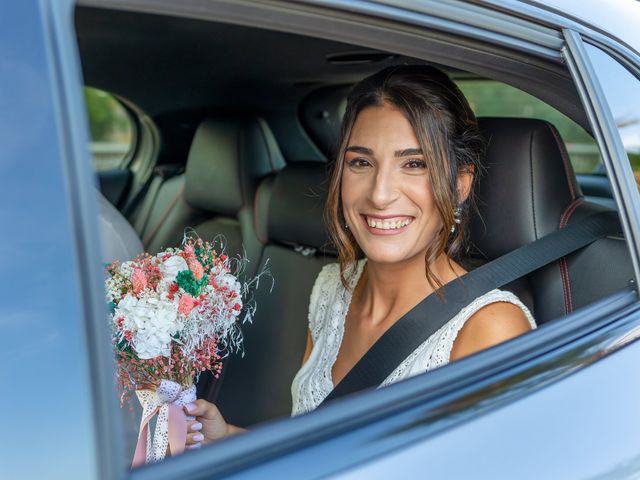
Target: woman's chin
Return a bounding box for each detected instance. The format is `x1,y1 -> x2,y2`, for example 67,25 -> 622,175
362,248 -> 420,266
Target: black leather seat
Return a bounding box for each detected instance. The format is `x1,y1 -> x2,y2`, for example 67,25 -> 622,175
215,161 -> 335,426
472,117 -> 634,323
132,116 -> 285,273
130,116 -> 286,401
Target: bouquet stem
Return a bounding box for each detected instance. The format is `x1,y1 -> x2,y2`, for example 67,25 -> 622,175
132,379 -> 196,467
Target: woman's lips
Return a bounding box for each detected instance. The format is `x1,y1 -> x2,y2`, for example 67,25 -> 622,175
361,214 -> 414,235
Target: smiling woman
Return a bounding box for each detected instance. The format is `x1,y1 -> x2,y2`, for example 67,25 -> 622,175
310,64 -> 535,400
185,65 -> 536,444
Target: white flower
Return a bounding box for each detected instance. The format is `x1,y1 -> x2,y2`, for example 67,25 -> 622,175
114,293 -> 181,359
119,261 -> 135,279
159,255 -> 189,283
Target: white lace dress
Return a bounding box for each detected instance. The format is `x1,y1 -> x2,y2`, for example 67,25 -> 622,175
291,259 -> 536,416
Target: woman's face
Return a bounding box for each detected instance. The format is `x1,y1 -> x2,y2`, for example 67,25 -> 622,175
341,102 -> 443,266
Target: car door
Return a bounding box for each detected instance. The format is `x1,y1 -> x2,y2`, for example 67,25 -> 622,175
0,1 -> 122,479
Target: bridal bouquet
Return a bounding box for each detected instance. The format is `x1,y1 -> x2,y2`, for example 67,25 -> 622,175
106,236 -> 258,466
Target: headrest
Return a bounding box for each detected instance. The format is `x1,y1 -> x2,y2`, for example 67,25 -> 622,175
471,117 -> 582,259
255,162 -> 331,252
184,117 -> 286,216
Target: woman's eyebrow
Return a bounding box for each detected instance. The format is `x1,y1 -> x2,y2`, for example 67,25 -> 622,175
345,145 -> 373,155
395,148 -> 423,157
345,146 -> 423,157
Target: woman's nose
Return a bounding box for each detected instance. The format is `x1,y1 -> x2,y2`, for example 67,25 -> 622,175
368,167 -> 399,208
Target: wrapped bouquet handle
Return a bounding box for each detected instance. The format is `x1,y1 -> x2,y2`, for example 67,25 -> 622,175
132,380 -> 197,467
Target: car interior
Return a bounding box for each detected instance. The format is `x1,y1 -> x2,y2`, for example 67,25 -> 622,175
74,4 -> 635,436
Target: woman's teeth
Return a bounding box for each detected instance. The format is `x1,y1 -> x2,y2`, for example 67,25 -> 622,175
365,216 -> 412,230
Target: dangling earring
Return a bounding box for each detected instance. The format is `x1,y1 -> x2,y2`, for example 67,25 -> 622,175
450,206 -> 462,233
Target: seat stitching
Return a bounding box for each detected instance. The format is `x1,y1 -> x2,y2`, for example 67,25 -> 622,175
563,257 -> 574,312
560,198 -> 582,229
559,258 -> 570,314
557,198 -> 582,314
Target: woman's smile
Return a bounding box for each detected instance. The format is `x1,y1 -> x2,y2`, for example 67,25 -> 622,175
362,214 -> 414,235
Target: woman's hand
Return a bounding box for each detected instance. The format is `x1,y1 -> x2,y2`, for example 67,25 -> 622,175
184,399 -> 245,449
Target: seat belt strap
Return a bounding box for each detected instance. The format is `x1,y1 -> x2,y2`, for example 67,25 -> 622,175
319,210 -> 620,405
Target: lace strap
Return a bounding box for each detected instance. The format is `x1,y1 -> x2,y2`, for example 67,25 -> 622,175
307,263 -> 341,343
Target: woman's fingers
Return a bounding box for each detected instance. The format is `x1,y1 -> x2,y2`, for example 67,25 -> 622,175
187,420 -> 202,433
186,431 -> 205,446
185,417 -> 204,449
184,399 -> 218,418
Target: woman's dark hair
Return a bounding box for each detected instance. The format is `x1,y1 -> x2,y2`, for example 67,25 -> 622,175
324,65 -> 485,290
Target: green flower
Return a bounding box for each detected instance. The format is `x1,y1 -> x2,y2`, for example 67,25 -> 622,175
176,270 -> 208,296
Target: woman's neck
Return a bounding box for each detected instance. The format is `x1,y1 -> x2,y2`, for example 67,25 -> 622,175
354,253 -> 463,327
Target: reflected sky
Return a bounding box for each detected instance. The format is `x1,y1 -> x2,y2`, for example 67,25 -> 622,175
0,1 -> 97,478
586,44 -> 640,153
532,0 -> 640,53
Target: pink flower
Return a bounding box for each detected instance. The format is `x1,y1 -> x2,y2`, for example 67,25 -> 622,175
188,259 -> 204,281
132,268 -> 147,295
184,244 -> 195,258
179,294 -> 195,316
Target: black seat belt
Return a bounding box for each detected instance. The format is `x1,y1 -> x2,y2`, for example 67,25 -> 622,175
319,210 -> 621,406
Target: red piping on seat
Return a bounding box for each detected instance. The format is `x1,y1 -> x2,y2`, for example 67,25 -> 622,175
558,198 -> 583,314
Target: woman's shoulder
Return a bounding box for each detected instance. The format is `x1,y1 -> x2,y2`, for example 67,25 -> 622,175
448,289 -> 536,361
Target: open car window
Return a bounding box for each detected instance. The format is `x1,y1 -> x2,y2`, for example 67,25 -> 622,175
456,80 -> 603,175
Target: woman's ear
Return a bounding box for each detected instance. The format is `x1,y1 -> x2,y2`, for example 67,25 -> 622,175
456,165 -> 475,203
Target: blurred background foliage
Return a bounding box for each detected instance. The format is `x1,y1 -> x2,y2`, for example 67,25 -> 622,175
84,87 -> 134,171
457,80 -> 602,174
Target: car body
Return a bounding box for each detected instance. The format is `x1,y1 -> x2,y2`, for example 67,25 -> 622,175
1,1 -> 640,479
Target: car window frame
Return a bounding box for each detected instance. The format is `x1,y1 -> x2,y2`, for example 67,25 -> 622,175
60,1 -> 640,479
563,29 -> 640,283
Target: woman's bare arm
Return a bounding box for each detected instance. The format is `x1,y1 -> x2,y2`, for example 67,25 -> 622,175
449,302 -> 531,361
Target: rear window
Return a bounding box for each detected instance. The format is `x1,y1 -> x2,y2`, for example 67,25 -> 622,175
456,80 -> 602,175
84,87 -> 135,171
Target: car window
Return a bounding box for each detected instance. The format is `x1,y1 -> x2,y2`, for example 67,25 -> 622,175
456,80 -> 603,175
582,45 -> 640,186
84,87 -> 135,172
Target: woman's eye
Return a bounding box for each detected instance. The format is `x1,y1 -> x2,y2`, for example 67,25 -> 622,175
404,159 -> 427,169
347,158 -> 371,168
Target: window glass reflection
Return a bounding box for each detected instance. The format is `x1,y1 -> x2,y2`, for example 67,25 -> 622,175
585,45 -> 640,185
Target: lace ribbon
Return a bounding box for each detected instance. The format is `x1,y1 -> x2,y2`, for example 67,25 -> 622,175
132,379 -> 196,467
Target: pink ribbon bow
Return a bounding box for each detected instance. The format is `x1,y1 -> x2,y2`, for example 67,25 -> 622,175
132,379 -> 196,467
